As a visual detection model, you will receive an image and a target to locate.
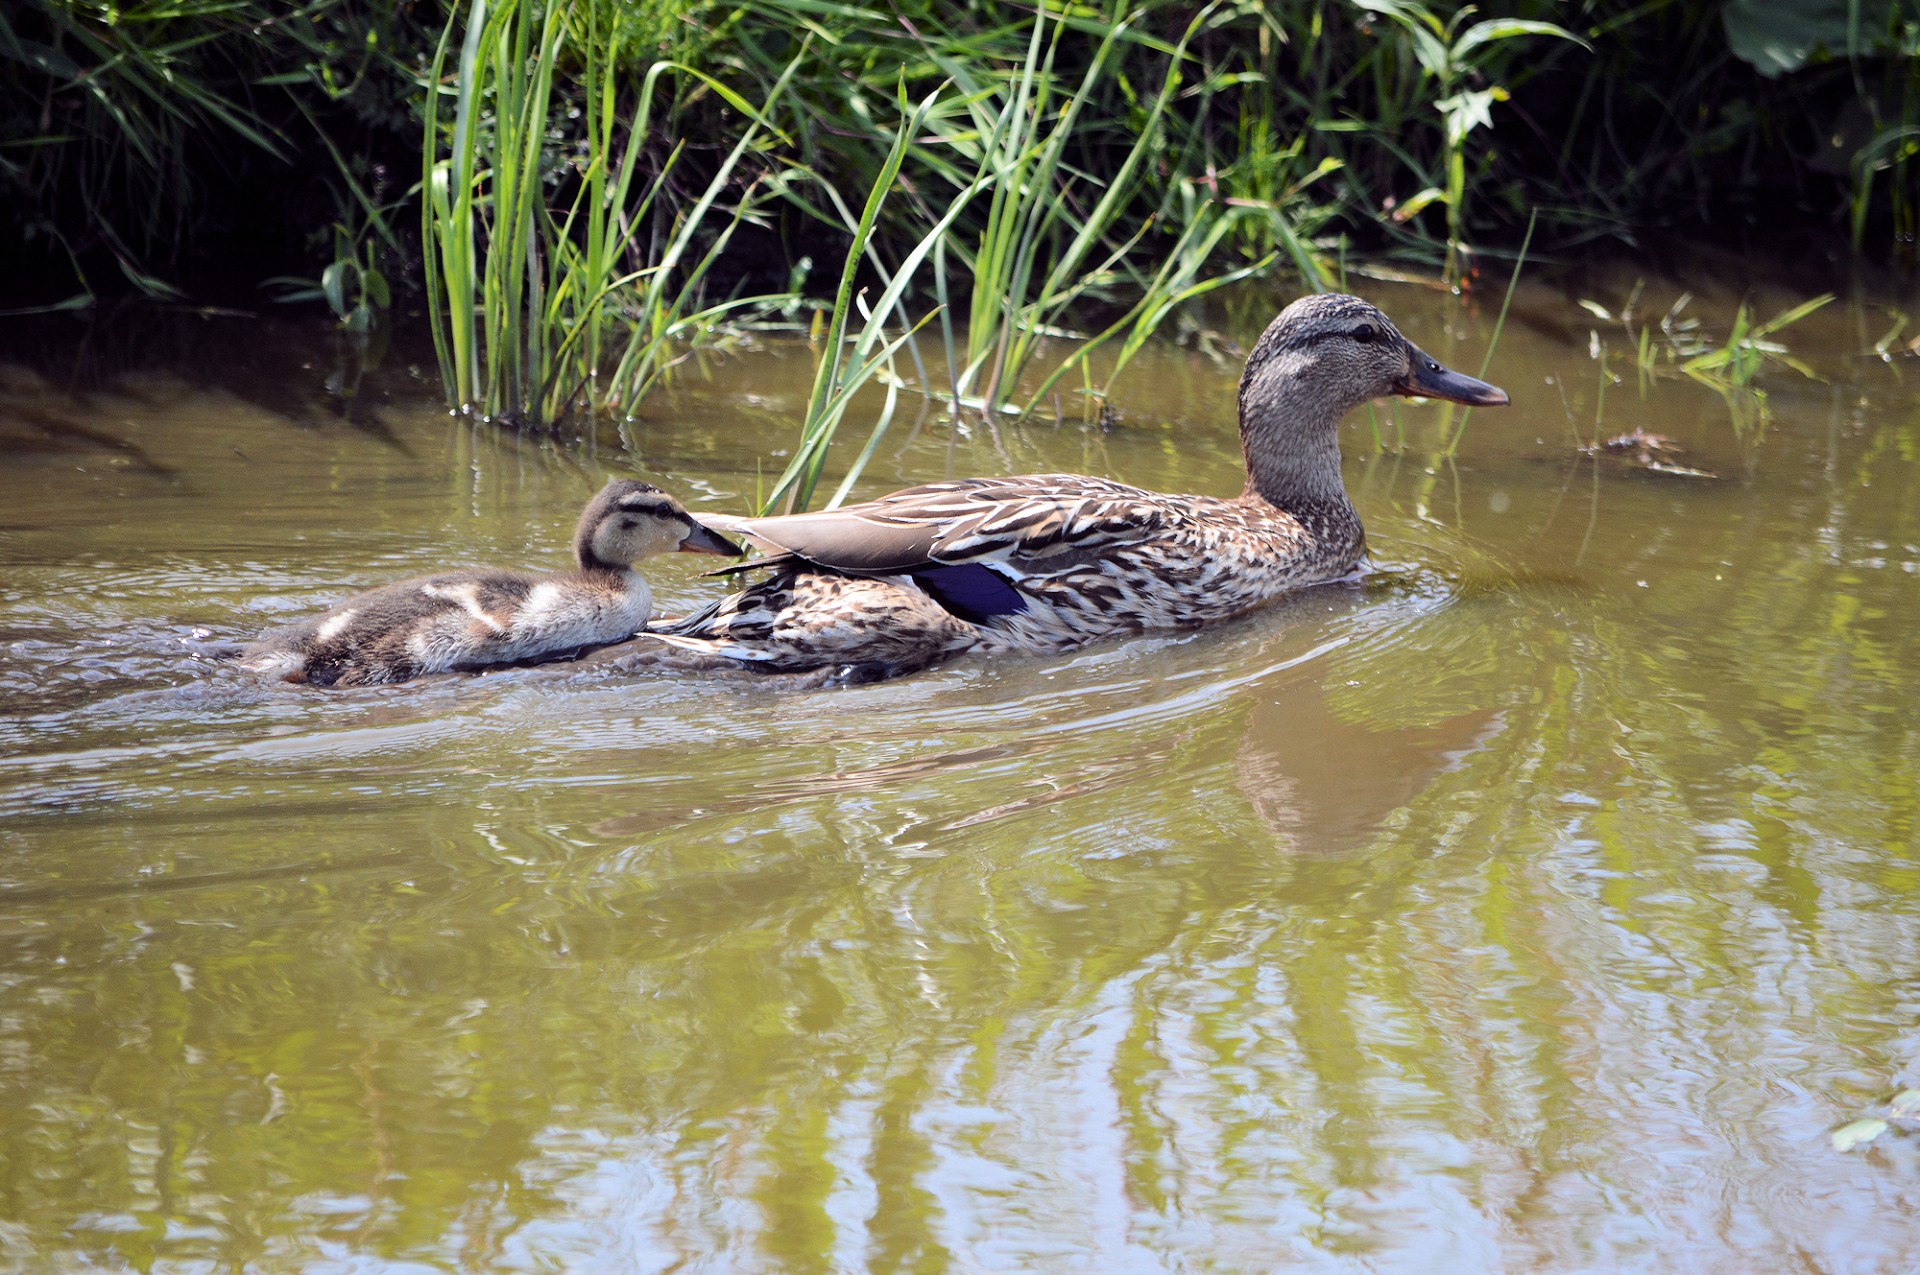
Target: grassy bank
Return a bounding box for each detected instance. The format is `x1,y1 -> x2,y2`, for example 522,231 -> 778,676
5,0 -> 1916,456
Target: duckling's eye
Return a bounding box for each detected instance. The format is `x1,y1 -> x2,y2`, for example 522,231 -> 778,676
1352,324 -> 1379,344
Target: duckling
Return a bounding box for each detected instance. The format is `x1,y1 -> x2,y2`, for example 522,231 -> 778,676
240,479 -> 741,686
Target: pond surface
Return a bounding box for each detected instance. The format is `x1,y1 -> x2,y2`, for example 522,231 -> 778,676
3,268 -> 1920,1273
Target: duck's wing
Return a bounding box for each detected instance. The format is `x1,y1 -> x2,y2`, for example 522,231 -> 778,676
649,567 -> 976,675
703,474 -> 1179,577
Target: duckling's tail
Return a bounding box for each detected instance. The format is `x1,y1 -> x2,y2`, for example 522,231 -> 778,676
181,634 -> 248,660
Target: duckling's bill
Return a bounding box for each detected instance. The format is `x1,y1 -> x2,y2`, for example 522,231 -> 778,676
679,521 -> 744,556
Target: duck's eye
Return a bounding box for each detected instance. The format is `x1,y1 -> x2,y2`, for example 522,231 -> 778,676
1352,324 -> 1379,344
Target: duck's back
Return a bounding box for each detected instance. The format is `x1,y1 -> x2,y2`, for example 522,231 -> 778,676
704,477 -> 1356,648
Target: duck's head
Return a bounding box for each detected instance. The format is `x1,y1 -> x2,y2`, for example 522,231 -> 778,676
1239,293 -> 1509,425
576,480 -> 743,571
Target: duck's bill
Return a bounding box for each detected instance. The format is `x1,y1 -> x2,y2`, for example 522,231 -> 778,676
1396,349 -> 1510,406
679,521 -> 745,556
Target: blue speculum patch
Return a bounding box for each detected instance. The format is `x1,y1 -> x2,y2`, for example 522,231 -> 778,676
910,562 -> 1028,623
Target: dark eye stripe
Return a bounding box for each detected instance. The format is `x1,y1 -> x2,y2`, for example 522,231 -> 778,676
1287,325 -> 1388,350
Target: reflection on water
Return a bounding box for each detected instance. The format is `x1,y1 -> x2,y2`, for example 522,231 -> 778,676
3,275 -> 1920,1272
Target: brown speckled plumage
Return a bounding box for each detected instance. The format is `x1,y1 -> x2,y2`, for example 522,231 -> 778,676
240,480 -> 739,686
647,294 -> 1508,684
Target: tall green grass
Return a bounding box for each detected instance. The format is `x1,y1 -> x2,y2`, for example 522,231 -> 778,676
9,0 -> 1917,313
754,3 -> 1325,506
920,2 -> 1269,415
1,0 -> 442,302
421,0 -> 799,425
1,0 -> 289,296
760,89 -> 969,515
416,0 -> 1318,499
12,0 -> 1909,522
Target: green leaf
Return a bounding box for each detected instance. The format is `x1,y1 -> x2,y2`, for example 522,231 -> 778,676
1832,1118 -> 1889,1151
1406,23 -> 1451,78
1394,186 -> 1448,220
1350,0 -> 1451,78
1452,19 -> 1591,61
1723,0 -> 1905,77
320,260 -> 348,320
1291,156 -> 1346,193
0,293 -> 95,317
1750,293 -> 1833,337
260,277 -> 324,304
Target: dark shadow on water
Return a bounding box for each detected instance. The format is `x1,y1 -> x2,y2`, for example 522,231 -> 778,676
0,303 -> 432,437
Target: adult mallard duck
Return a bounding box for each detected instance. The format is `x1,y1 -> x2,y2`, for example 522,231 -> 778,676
644,293 -> 1507,685
241,479 -> 739,686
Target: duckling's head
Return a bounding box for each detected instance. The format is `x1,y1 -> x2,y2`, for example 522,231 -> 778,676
1239,293 -> 1509,425
575,480 -> 743,571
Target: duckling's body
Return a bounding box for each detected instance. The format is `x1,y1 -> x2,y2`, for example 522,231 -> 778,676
242,480 -> 738,687
242,567 -> 654,687
642,294 -> 1507,685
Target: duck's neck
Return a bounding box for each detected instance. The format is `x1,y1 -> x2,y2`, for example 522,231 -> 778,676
1233,375 -> 1360,537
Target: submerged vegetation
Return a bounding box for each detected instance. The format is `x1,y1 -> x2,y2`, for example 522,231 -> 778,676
4,0 -> 1918,479
1573,285 -> 1837,438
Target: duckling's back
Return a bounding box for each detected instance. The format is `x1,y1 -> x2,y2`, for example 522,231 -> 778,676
241,567 -> 651,686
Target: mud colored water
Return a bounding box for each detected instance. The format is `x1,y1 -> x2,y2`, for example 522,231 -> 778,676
3,273 -> 1919,1272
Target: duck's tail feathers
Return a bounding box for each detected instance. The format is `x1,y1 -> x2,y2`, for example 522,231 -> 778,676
570,634 -> 860,689
699,551 -> 804,580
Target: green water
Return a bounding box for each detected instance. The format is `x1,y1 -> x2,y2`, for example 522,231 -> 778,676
3,274 -> 1919,1272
